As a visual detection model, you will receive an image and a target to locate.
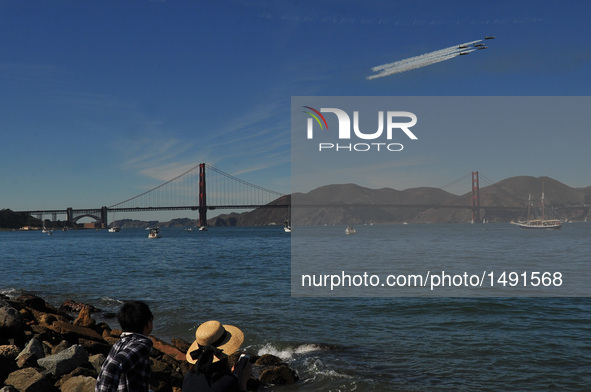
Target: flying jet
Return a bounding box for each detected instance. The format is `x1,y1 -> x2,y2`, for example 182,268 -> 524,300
474,43 -> 485,47
459,44 -> 469,49
478,46 -> 488,50
485,36 -> 495,40
459,51 -> 470,55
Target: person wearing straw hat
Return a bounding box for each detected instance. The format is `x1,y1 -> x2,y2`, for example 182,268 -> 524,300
182,320 -> 251,392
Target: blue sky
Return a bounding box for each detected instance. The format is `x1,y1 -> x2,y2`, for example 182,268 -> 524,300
1,1 -> 590,219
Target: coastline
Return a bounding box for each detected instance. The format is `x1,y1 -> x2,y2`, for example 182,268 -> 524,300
0,293 -> 297,392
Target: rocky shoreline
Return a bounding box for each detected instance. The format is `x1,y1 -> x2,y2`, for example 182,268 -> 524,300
0,294 -> 297,392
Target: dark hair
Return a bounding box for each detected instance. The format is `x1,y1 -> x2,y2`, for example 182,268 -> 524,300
117,301 -> 153,333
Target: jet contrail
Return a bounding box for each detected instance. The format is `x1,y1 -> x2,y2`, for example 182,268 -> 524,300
367,39 -> 486,79
368,52 -> 460,79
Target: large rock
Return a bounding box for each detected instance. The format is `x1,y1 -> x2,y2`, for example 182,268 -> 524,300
151,337 -> 186,362
5,367 -> 53,392
59,375 -> 96,392
259,364 -> 298,385
0,345 -> 20,359
15,294 -> 58,314
73,306 -> 95,329
170,338 -> 191,353
37,344 -> 89,377
0,352 -> 19,386
49,321 -> 102,342
88,354 -> 105,374
59,300 -> 100,314
15,338 -> 45,362
0,299 -> 24,334
78,338 -> 111,356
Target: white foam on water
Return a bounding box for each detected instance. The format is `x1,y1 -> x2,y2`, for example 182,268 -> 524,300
0,288 -> 22,298
256,343 -> 354,385
256,342 -> 325,361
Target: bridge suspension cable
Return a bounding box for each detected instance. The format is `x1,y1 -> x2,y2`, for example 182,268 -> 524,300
440,171 -> 495,191
108,163 -> 284,211
440,173 -> 472,190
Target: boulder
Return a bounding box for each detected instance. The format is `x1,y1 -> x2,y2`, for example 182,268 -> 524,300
15,338 -> 45,362
150,358 -> 172,382
15,353 -> 38,369
51,340 -> 71,355
88,354 -> 105,374
255,353 -> 283,367
49,321 -> 102,343
0,300 -> 24,334
259,364 -> 298,386
5,367 -> 53,392
151,337 -> 186,362
0,355 -> 19,386
59,300 -> 100,314
37,344 -> 89,377
0,345 -> 20,359
170,338 -> 191,353
78,338 -> 111,356
73,306 -> 95,329
59,375 -> 96,392
15,294 -> 58,314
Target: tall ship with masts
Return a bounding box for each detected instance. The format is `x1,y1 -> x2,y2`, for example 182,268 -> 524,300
510,190 -> 562,229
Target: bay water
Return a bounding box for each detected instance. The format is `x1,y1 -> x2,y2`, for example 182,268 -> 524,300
1,224 -> 590,391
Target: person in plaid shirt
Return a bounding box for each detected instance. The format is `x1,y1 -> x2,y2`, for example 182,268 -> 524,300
95,301 -> 154,392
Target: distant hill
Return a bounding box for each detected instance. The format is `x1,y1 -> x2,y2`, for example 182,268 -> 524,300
114,176 -> 591,227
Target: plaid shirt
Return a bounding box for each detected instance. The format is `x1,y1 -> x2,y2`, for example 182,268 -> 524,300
95,333 -> 153,392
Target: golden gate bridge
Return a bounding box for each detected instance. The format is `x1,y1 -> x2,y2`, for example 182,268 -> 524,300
15,166 -> 588,228
16,163 -> 287,228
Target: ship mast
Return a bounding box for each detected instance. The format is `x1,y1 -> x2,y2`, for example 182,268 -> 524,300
527,194 -> 532,221
541,182 -> 545,221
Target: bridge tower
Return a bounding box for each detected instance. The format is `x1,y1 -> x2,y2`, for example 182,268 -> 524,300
471,171 -> 480,223
199,163 -> 207,227
66,208 -> 73,227
101,206 -> 108,229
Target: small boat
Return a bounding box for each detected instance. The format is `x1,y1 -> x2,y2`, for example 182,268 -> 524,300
345,225 -> 356,235
185,227 -> 194,232
148,228 -> 161,238
510,191 -> 562,230
199,226 -> 208,231
108,226 -> 120,233
284,220 -> 291,233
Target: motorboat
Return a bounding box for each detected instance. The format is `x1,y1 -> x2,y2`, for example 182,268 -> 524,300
345,225 -> 356,235
148,228 -> 161,238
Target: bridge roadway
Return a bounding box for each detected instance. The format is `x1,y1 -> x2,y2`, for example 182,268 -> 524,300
17,205 -> 290,216
18,203 -> 591,215
15,203 -> 589,226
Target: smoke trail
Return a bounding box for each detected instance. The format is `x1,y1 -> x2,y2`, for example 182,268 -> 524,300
368,39 -> 483,79
368,53 -> 460,80
371,45 -> 459,72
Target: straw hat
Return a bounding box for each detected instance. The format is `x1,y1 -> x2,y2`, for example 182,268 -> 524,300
185,320 -> 244,364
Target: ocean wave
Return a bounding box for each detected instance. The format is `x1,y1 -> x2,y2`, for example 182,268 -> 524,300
99,296 -> 124,306
0,287 -> 22,298
302,358 -> 354,380
256,343 -> 326,361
